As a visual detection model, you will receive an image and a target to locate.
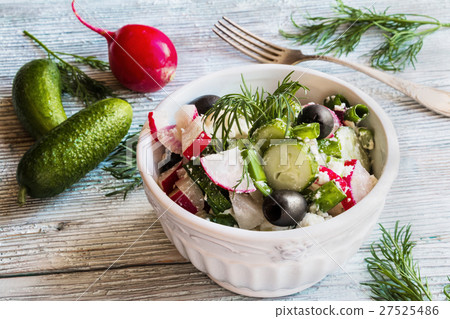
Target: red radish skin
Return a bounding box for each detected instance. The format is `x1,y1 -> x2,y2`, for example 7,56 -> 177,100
343,159 -> 377,204
157,160 -> 183,193
148,111 -> 170,141
181,117 -> 211,160
325,108 -> 341,138
316,165 -> 355,211
169,188 -> 199,214
72,1 -> 177,93
200,147 -> 256,193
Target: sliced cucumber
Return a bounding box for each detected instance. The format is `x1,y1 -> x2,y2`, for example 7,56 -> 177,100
263,141 -> 318,192
251,118 -> 288,152
357,127 -> 375,150
335,126 -> 371,172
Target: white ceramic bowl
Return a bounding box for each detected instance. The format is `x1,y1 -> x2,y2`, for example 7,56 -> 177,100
136,64 -> 400,297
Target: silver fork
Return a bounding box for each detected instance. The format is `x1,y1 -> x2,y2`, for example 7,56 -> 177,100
213,17 -> 450,117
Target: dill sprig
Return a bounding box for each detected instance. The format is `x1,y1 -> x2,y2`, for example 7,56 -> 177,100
55,52 -> 110,71
280,0 -> 450,71
23,30 -> 114,105
445,279 -> 450,301
362,222 -> 433,301
102,130 -> 143,199
204,72 -> 308,143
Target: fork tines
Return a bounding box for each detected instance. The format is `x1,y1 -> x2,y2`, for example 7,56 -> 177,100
213,16 -> 282,63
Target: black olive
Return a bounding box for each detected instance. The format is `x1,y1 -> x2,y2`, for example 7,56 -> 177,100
262,190 -> 308,227
297,104 -> 334,139
189,95 -> 220,114
158,149 -> 182,173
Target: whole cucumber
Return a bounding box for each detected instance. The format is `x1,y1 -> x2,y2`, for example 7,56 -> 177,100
12,59 -> 67,139
17,98 -> 132,204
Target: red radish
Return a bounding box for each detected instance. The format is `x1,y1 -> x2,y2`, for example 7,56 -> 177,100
157,160 -> 183,194
343,159 -> 377,203
156,125 -> 182,154
229,191 -> 265,229
72,0 -> 177,93
326,108 -> 341,138
170,169 -> 204,214
175,105 -> 199,131
201,147 -> 256,193
148,111 -> 170,141
169,188 -> 199,214
182,117 -> 211,160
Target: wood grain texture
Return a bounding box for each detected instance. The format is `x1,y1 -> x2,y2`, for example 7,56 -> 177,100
0,0 -> 449,300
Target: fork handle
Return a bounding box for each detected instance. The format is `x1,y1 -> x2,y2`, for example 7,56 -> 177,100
314,55 -> 450,117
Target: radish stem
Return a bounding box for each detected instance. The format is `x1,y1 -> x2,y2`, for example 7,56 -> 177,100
71,1 -> 115,38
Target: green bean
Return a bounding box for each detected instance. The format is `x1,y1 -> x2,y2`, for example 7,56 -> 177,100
241,148 -> 272,197
344,104 -> 369,123
312,181 -> 346,212
318,138 -> 342,158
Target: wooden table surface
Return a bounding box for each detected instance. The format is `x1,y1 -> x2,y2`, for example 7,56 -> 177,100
1,0 -> 449,300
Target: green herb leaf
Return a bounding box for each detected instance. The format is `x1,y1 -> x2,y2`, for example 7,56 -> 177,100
444,278 -> 450,301
209,212 -> 237,227
204,71 -> 308,144
23,30 -> 114,105
280,0 -> 450,71
362,222 -> 433,301
102,130 -> 143,199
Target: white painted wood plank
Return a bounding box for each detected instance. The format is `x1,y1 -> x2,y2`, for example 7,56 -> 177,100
0,0 -> 449,300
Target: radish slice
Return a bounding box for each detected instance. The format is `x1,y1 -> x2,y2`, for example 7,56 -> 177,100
176,104 -> 198,130
158,160 -> 183,194
343,159 -> 377,203
229,191 -> 265,230
315,165 -> 354,211
182,117 -> 211,160
325,108 -> 341,138
148,111 -> 171,141
200,147 -> 256,193
169,188 -> 199,214
157,124 -> 182,154
169,169 -> 204,214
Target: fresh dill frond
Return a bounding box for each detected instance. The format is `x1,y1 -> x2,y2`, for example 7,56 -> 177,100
444,278 -> 450,301
362,222 -> 433,301
280,0 -> 450,71
23,30 -> 114,105
102,130 -> 143,199
55,52 -> 110,71
204,72 -> 308,143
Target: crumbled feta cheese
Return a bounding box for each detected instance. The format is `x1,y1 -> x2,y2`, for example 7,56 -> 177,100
326,158 -> 346,176
334,103 -> 346,112
317,170 -> 331,185
300,213 -> 325,227
305,139 -> 327,166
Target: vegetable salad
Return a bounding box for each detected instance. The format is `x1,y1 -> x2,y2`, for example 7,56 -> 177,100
150,73 -> 377,231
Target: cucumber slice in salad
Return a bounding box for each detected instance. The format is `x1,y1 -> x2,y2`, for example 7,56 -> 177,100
251,118 -> 288,152
263,141 -> 318,192
335,126 -> 371,172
